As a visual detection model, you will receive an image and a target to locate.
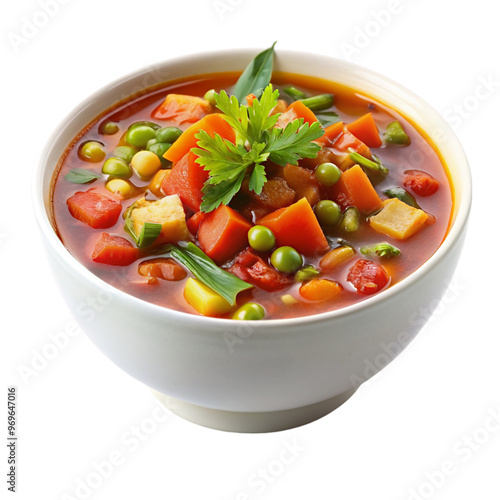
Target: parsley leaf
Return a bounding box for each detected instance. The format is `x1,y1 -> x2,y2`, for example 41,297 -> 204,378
195,84 -> 324,212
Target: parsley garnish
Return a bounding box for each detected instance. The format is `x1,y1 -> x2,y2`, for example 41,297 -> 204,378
193,84 -> 324,212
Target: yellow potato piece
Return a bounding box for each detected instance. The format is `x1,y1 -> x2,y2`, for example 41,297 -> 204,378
184,278 -> 233,316
131,194 -> 189,244
369,198 -> 428,240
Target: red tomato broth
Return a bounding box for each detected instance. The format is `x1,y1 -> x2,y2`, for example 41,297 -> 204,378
51,72 -> 453,320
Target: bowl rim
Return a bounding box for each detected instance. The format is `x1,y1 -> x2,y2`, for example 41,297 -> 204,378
33,47 -> 472,329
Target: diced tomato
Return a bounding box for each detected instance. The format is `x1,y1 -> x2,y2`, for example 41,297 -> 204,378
246,177 -> 296,211
92,233 -> 138,266
404,170 -> 440,196
152,94 -> 211,124
186,211 -> 207,236
67,190 -> 122,229
230,248 -> 293,292
138,258 -> 187,281
347,259 -> 390,295
333,129 -> 371,157
161,151 -> 208,212
198,205 -> 252,263
316,121 -> 344,147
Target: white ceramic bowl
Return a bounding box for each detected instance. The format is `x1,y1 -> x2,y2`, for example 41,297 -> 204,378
33,50 -> 471,432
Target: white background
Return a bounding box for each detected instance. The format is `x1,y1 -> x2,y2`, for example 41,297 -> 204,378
2,0 -> 499,499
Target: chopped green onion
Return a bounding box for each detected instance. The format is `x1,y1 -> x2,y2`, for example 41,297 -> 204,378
383,187 -> 420,208
341,207 -> 360,233
348,149 -> 389,177
360,242 -> 401,258
295,265 -> 320,282
283,86 -> 306,100
64,168 -> 100,184
137,223 -> 162,248
168,243 -> 252,305
384,121 -> 410,145
298,93 -> 334,111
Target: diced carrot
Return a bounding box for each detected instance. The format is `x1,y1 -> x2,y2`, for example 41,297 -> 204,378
164,113 -> 236,164
258,197 -> 329,256
276,100 -> 319,128
346,113 -> 382,148
92,233 -> 138,266
161,151 -> 208,212
329,165 -> 382,214
152,94 -> 212,124
67,190 -> 122,229
198,205 -> 252,263
138,258 -> 187,281
316,121 -> 344,147
299,278 -> 343,302
186,211 -> 206,236
230,248 -> 293,292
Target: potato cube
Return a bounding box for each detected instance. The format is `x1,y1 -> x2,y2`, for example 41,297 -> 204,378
369,198 -> 428,239
184,278 -> 233,316
130,194 -> 189,244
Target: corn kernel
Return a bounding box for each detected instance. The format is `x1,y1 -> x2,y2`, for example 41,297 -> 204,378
131,150 -> 161,178
105,178 -> 134,199
184,278 -> 233,316
281,294 -> 298,306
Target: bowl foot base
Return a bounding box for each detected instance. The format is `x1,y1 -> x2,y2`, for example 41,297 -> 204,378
152,388 -> 357,433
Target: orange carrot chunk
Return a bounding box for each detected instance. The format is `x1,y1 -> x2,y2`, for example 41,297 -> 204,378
164,113 -> 236,164
299,278 -> 343,302
152,94 -> 212,124
67,190 -> 122,229
186,211 -> 207,236
276,100 -> 319,128
329,165 -> 382,214
92,233 -> 138,266
258,198 -> 329,256
316,121 -> 344,147
161,151 -> 208,212
198,205 -> 252,263
346,113 -> 382,148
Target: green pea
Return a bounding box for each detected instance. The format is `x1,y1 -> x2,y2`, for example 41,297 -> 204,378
248,225 -> 276,252
314,200 -> 342,226
271,246 -> 302,273
113,146 -> 138,164
79,141 -> 106,163
156,126 -> 183,144
100,121 -> 119,135
203,89 -> 216,106
148,142 -> 172,166
102,157 -> 133,178
126,125 -> 157,148
315,162 -> 341,186
232,303 -> 266,321
128,121 -> 160,131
